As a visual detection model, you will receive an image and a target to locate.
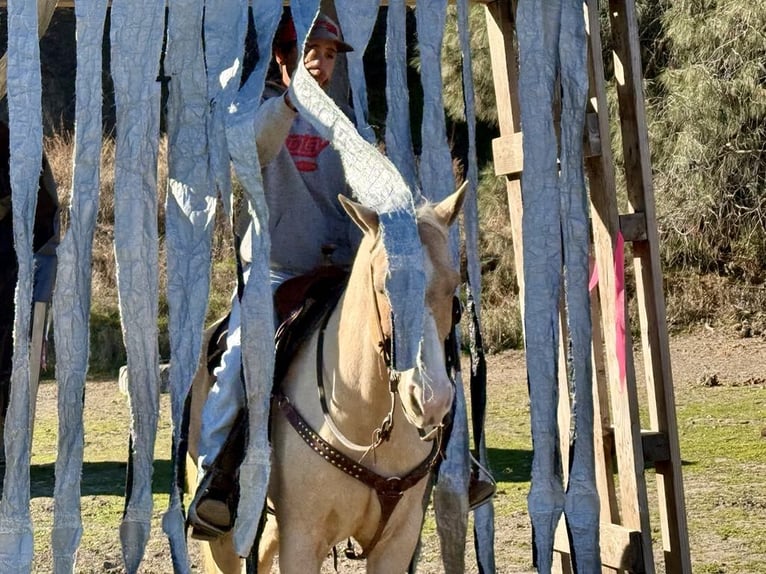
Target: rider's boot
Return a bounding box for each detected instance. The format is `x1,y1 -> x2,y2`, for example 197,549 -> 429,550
187,409 -> 247,541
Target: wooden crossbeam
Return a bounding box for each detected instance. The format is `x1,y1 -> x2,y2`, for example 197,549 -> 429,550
0,0 -> 495,7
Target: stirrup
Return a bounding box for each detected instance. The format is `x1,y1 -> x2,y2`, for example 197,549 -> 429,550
468,451 -> 497,511
187,469 -> 235,541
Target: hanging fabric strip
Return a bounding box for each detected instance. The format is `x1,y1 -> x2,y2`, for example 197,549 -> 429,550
0,0 -> 43,570
558,0 -> 601,570
454,2 -> 496,571
289,3 -> 424,372
384,0 -> 418,193
335,0 -> 379,143
412,2 -> 470,571
225,0 -> 283,557
163,0 -> 217,570
50,1 -> 109,571
204,0 -> 249,222
517,0 -> 566,571
110,1 -> 165,570
415,0 -> 453,206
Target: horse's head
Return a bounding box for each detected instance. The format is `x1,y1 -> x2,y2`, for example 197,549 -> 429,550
339,184 -> 466,436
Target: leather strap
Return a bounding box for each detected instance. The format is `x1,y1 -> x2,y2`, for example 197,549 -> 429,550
273,392 -> 440,559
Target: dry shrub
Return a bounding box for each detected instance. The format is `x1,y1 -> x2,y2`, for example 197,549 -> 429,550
471,165 -> 523,353
43,131 -> 236,373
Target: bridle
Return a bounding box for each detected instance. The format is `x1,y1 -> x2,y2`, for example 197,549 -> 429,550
271,261 -> 458,560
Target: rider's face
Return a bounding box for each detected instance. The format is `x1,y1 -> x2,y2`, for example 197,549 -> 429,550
302,38 -> 338,90
277,38 -> 338,90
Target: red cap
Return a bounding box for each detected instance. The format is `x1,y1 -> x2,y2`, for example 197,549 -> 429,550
309,14 -> 353,53
275,13 -> 353,53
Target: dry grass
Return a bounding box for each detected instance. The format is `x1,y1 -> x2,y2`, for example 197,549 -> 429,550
43,132 -> 237,373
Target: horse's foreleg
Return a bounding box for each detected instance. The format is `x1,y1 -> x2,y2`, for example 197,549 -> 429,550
257,513 -> 279,572
364,505 -> 424,574
275,529 -> 325,574
205,532 -> 244,574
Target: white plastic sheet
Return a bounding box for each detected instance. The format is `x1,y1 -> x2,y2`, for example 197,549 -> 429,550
0,0 -> 43,569
455,2 -> 496,571
517,0 -> 600,570
50,1 -> 109,571
109,1 -> 165,570
384,0 -> 418,193
558,1 -> 601,569
335,0 -> 379,143
225,0 -> 282,556
290,5 -> 425,372
162,0 -> 217,570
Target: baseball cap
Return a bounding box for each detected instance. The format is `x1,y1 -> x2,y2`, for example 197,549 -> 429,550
275,13 -> 353,53
309,14 -> 354,53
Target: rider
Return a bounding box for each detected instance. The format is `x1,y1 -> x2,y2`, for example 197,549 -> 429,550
187,11 -> 359,540
188,9 -> 495,541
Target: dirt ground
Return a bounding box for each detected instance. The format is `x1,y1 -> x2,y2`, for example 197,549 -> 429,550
23,326 -> 766,572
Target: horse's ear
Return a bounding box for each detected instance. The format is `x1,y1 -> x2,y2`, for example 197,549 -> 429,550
338,194 -> 380,236
434,180 -> 468,228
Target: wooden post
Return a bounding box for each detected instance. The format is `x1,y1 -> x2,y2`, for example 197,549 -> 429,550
484,0 -> 691,572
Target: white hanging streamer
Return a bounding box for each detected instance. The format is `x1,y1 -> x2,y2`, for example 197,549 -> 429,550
517,0 -> 566,569
225,0 -> 283,556
204,0 -> 249,221
109,0 -> 165,570
517,0 -> 600,570
289,4 -> 425,371
455,2 -> 496,572
412,2 -> 471,572
559,0 -> 601,569
51,1 -> 109,571
335,0 -> 379,143
415,0 -> 454,206
0,0 -> 43,570
384,0 -> 419,194
162,0 -> 218,570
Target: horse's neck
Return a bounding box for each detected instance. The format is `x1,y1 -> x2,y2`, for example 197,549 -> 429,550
330,284 -> 389,411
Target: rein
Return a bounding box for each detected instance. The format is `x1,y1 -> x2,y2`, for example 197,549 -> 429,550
315,289 -> 397,457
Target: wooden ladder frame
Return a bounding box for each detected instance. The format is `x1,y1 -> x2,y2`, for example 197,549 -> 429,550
483,1 -> 691,572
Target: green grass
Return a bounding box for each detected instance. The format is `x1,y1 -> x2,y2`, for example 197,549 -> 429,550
20,344 -> 766,573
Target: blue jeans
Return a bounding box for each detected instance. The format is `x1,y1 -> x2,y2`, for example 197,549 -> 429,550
197,268 -> 295,471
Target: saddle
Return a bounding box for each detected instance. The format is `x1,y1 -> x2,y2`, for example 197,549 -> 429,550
205,265 -> 348,385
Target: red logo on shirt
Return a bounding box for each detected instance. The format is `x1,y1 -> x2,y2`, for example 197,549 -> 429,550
285,134 -> 330,172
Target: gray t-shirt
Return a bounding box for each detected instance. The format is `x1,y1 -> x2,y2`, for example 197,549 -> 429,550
247,84 -> 360,275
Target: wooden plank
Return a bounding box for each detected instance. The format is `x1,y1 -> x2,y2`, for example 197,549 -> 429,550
484,0 -> 525,321
619,212 -> 648,242
9,0 -> 496,7
608,2 -> 692,572
589,279 -> 621,528
583,3 -> 656,572
554,518 -> 646,573
27,301 -> 47,445
492,133 -> 523,177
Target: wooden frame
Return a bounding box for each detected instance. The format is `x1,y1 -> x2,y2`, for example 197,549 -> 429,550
0,0 -> 691,571
484,0 -> 691,572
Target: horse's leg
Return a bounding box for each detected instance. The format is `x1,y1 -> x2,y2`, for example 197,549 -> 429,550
205,532 -> 244,574
257,513 -> 279,572
276,528 -> 326,574
364,493 -> 428,574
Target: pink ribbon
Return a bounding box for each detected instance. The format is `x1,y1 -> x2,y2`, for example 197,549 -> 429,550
588,231 -> 627,391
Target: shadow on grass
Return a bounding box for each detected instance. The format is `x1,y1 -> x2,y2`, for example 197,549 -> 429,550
487,447 -> 532,483
21,459 -> 175,499
12,448 -> 531,499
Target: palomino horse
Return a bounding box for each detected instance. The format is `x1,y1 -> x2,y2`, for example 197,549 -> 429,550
186,184 -> 466,573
